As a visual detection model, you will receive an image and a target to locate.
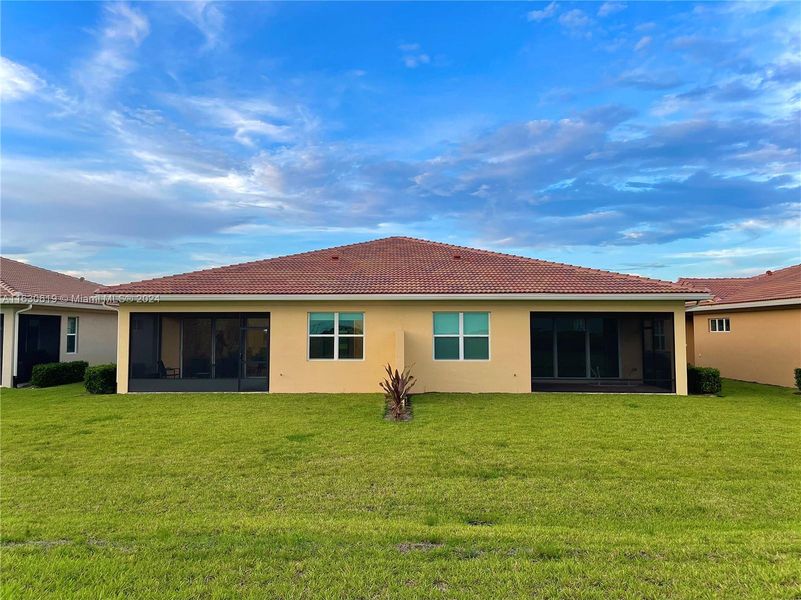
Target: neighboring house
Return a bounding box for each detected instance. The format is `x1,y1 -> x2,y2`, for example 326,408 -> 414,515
101,237 -> 707,395
0,258 -> 117,387
679,264 -> 801,388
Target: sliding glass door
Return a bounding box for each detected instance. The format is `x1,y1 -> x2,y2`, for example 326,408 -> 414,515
531,314 -> 620,379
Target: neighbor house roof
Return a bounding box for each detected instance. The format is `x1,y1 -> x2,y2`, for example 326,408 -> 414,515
0,257 -> 105,306
100,237 -> 707,299
679,263 -> 801,308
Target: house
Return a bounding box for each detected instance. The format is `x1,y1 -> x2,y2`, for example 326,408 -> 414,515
679,264 -> 801,388
99,237 -> 709,395
0,258 -> 118,387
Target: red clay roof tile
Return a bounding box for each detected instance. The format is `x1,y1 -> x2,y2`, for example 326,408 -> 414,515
678,263 -> 801,305
100,237 -> 704,296
0,257 -> 104,304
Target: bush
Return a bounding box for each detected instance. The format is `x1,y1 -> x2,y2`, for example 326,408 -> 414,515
30,361 -> 88,388
795,368 -> 801,392
84,364 -> 117,394
688,365 -> 722,395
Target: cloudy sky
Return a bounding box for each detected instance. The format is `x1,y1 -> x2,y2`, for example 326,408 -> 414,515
1,1 -> 799,284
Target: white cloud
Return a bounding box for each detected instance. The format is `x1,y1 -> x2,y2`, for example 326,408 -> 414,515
176,1 -> 225,50
77,3 -> 150,97
0,57 -> 45,102
635,36 -> 653,51
597,2 -> 626,18
527,2 -> 558,22
558,9 -> 591,29
399,43 -> 431,68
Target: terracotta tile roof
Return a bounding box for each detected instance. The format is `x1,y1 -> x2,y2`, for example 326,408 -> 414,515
678,263 -> 801,305
100,237 -> 704,297
0,257 -> 104,305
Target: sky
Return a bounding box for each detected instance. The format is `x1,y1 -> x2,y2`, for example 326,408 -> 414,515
1,1 -> 799,285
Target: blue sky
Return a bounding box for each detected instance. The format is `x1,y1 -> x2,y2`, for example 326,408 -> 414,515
1,1 -> 799,284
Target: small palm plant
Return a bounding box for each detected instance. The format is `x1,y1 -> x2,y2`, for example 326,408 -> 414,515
380,363 -> 416,421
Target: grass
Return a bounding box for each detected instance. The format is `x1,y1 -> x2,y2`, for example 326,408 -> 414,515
2,380 -> 800,599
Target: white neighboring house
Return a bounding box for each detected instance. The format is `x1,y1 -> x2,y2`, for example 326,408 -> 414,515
0,257 -> 117,387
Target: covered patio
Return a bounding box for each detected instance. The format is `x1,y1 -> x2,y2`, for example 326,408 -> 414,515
530,312 -> 677,393
128,312 -> 269,392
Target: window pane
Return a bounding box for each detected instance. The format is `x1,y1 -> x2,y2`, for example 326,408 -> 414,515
338,336 -> 364,359
338,312 -> 364,335
309,313 -> 335,335
129,314 -> 159,378
245,362 -> 268,378
182,318 -> 213,378
309,336 -> 335,359
724,319 -> 730,331
66,335 -> 76,353
245,315 -> 269,328
434,336 -> 460,360
589,317 -> 619,377
67,317 -> 77,334
464,336 -> 489,360
556,317 -> 586,377
531,317 -> 554,377
245,327 -> 268,362
710,320 -> 717,332
434,312 -> 459,335
463,312 -> 488,335
214,318 -> 240,378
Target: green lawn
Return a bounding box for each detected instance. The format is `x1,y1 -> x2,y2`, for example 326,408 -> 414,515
2,381 -> 800,599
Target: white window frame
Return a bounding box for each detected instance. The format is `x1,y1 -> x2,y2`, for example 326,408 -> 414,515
432,312 -> 491,361
709,317 -> 731,333
307,312 -> 365,360
66,316 -> 79,354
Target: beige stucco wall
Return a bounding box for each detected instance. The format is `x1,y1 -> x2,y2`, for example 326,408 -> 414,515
689,306 -> 801,388
0,304 -> 117,387
116,299 -> 688,395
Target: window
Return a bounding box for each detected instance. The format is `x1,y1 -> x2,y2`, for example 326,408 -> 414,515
653,319 -> 667,350
66,316 -> 78,353
433,312 -> 489,360
308,312 -> 364,360
709,318 -> 731,333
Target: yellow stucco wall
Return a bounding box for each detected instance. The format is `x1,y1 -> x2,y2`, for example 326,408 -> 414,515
116,299 -> 689,395
689,306 -> 801,388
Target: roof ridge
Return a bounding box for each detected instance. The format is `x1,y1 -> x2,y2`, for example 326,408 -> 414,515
0,256 -> 101,288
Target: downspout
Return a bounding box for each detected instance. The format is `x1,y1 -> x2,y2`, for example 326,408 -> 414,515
11,304 -> 34,383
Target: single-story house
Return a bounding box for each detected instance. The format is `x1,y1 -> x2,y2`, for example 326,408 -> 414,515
100,237 -> 709,395
679,264 -> 801,388
1,257 -> 118,387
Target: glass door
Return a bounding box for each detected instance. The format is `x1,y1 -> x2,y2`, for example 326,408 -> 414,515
240,315 -> 269,391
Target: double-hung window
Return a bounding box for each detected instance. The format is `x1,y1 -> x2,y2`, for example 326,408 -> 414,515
66,316 -> 79,353
433,312 -> 490,360
308,312 -> 364,359
709,318 -> 730,333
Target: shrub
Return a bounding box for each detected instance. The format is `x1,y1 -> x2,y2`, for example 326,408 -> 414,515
795,368 -> 801,392
688,365 -> 722,395
84,364 -> 117,394
380,363 -> 416,421
30,361 -> 88,388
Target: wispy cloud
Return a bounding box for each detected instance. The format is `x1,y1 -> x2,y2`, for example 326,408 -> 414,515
634,36 -> 652,52
175,1 -> 225,50
527,2 -> 558,22
76,2 -> 149,97
399,43 -> 430,68
598,2 -> 627,18
0,57 -> 44,101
